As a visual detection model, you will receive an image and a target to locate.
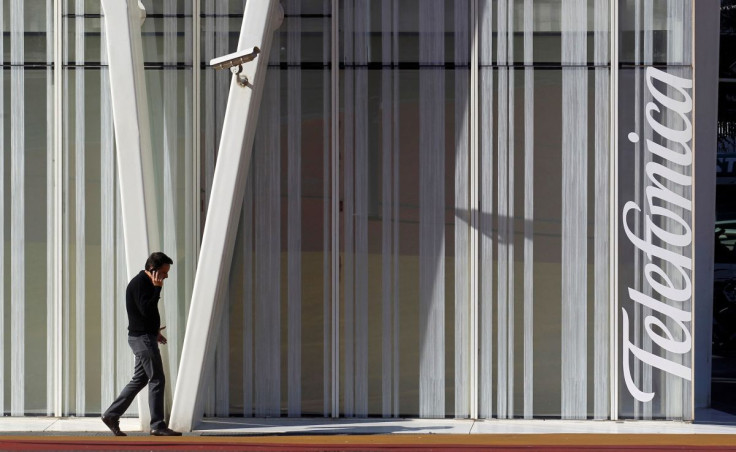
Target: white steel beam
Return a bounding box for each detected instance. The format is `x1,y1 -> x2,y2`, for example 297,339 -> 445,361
169,0 -> 283,432
100,0 -> 162,432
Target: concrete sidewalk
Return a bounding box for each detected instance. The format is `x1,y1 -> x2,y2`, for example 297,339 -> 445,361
2,409 -> 736,435
2,415 -> 736,452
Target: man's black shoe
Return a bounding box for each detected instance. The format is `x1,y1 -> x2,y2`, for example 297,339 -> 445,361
101,415 -> 126,437
151,427 -> 182,436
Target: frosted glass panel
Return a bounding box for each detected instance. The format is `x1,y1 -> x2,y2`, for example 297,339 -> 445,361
617,0 -> 694,420
0,0 -> 707,424
60,0 -> 196,417
478,0 -> 611,420
336,0 -> 468,419
478,0 -> 611,66
69,16 -> 193,64
215,1 -> 333,418
0,0 -> 52,416
1,69 -> 51,415
617,66 -> 694,420
619,0 -> 692,66
0,1 -> 49,63
67,0 -> 190,15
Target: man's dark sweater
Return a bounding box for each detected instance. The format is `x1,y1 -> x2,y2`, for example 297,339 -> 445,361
127,270 -> 162,336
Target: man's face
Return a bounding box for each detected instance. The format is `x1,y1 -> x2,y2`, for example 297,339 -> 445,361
155,264 -> 171,280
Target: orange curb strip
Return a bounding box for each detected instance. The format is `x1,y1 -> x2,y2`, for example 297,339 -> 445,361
1,434 -> 736,451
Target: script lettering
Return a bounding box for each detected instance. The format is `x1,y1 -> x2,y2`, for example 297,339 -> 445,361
621,67 -> 694,402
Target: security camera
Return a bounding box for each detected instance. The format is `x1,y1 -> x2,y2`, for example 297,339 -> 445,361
210,47 -> 260,70
210,47 -> 261,87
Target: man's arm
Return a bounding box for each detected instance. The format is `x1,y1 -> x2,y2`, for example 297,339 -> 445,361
136,269 -> 166,310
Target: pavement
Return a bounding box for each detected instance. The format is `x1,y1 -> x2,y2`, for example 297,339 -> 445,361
3,415 -> 736,451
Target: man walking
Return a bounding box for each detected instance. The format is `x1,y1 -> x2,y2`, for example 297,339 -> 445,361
102,252 -> 182,436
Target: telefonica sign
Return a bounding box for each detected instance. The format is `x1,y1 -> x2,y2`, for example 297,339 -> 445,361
621,67 -> 693,403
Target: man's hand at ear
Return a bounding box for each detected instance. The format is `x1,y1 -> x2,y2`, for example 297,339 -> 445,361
147,270 -> 166,287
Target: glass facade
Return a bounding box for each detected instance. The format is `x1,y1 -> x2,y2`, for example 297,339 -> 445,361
617,0 -> 693,420
0,0 -> 699,421
1,0 -> 53,416
59,0 -> 196,418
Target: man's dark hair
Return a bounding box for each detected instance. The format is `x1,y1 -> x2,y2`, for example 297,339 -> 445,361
145,252 -> 174,272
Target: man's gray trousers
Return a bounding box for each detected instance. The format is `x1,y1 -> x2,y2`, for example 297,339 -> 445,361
104,333 -> 166,430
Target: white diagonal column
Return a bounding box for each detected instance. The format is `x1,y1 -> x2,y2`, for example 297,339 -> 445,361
100,0 -> 162,432
169,0 -> 283,432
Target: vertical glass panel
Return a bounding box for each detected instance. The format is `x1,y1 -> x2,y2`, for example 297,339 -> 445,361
199,0 -> 240,415
64,17 -> 101,66
1,0 -> 52,416
199,0 -> 239,417
209,0 -> 333,418
61,0 -> 195,417
476,0 -> 611,65
478,0 -> 611,420
65,0 -> 100,15
617,65 -> 694,421
337,0 -> 467,418
60,8 -> 97,417
66,4 -> 191,64
0,1 -> 49,63
66,0 -> 191,16
617,0 -> 694,421
619,0 -> 692,66
141,17 -> 191,64
477,0 -> 494,420
3,69 -> 51,415
478,68 -> 608,419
